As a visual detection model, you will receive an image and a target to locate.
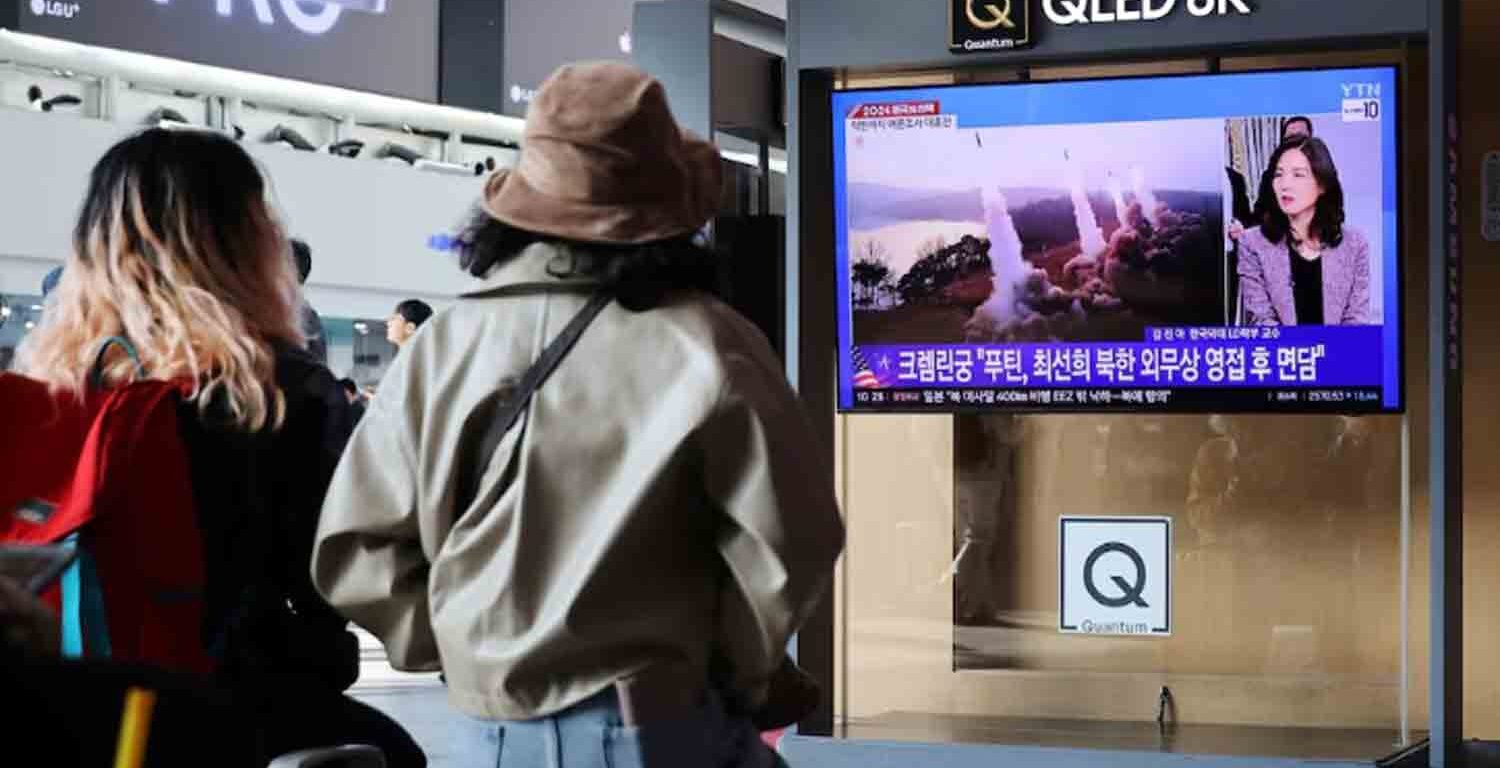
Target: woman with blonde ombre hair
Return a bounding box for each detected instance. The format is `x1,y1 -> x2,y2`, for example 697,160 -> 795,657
19,128 -> 425,767
23,128 -> 301,428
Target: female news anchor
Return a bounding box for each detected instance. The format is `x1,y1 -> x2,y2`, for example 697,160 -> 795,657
1237,136 -> 1372,326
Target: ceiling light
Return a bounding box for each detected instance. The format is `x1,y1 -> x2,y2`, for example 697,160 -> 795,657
719,149 -> 788,175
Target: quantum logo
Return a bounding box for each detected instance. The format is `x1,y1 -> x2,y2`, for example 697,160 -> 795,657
31,1 -> 82,19
950,0 -> 1030,53
966,0 -> 1016,30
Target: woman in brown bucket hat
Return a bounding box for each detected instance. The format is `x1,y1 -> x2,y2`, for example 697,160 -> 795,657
312,62 -> 844,767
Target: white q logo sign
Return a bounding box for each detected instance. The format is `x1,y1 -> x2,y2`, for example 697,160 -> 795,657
1042,0 -> 1091,25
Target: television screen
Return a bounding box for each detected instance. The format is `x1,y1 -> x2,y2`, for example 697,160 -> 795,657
832,66 -> 1401,413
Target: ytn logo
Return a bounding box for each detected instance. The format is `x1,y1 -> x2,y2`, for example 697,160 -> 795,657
1043,0 -> 1252,26
1340,83 -> 1384,124
150,0 -> 346,36
31,1 -> 82,19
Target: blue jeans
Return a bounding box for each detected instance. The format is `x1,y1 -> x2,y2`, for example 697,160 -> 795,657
467,689 -> 785,768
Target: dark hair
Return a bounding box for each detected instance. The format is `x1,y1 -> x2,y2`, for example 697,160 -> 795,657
394,299 -> 434,328
291,239 -> 312,284
74,128 -> 275,283
451,206 -> 722,312
1260,136 -> 1345,248
338,377 -> 359,396
1281,116 -> 1314,139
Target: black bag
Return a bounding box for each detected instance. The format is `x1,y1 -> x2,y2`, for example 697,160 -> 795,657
221,597 -> 359,691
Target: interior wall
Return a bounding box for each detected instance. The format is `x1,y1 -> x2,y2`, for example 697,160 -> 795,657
831,43 -> 1483,735
0,106 -> 482,319
1456,0 -> 1500,737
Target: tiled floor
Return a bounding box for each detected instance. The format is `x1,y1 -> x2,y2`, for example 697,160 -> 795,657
842,711 -> 1408,762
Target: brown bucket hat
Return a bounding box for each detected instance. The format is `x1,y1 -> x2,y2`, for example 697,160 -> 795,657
482,61 -> 722,245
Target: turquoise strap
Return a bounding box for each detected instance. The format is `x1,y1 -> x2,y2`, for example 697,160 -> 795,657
59,535 -> 111,658
60,540 -> 81,656
89,336 -> 144,389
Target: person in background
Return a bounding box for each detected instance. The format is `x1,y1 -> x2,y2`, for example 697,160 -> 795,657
1238,135 -> 1370,326
290,239 -> 329,364
18,128 -> 423,766
339,378 -> 367,424
41,266 -> 63,298
313,62 -> 842,768
1229,115 -> 1314,241
386,299 -> 433,348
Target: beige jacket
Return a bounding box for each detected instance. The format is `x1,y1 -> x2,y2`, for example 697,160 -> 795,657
311,243 -> 844,721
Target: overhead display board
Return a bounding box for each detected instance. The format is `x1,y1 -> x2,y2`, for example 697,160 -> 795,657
13,0 -> 439,101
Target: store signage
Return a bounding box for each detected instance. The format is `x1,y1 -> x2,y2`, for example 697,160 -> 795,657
504,0 -> 637,118
949,0 -> 1032,53
29,1 -> 81,20
140,1 -> 389,36
1059,517 -> 1171,636
1042,0 -> 1253,26
952,0 -> 1253,54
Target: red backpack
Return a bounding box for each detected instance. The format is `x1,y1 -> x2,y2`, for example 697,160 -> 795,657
0,340 -> 213,674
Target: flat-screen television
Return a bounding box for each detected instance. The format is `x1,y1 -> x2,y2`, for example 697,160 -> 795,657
832,66 -> 1401,413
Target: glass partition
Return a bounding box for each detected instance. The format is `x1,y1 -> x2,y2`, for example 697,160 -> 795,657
835,411 -> 1410,761
0,293 -> 44,371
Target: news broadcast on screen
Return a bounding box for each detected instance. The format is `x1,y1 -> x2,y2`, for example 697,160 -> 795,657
833,66 -> 1401,413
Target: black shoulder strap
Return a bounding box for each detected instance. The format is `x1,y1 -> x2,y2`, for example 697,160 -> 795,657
457,281 -> 613,517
